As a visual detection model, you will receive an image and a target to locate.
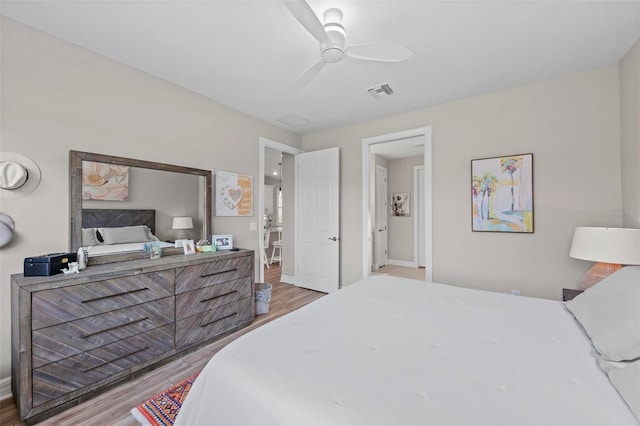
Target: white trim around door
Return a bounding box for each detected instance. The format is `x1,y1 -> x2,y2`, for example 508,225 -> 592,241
362,127 -> 433,282
415,166 -> 426,268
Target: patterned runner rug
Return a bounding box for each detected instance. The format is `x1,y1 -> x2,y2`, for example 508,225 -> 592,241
130,373 -> 199,426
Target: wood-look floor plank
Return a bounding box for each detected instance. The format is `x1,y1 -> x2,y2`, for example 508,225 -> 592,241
2,264 -> 324,426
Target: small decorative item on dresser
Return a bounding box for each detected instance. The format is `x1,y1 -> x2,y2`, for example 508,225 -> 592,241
144,241 -> 162,259
77,246 -> 88,270
563,288 -> 584,302
196,239 -> 214,252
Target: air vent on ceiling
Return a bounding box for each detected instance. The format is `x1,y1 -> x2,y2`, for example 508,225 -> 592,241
276,113 -> 311,127
367,83 -> 394,99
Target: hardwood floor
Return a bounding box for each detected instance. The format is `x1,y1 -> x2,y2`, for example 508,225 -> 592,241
1,264 -> 324,426
375,264 -> 426,280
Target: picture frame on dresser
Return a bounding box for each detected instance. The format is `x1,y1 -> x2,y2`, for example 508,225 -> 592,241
212,234 -> 233,250
183,239 -> 196,255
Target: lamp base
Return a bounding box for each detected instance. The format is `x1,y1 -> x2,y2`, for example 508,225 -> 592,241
579,262 -> 622,290
174,230 -> 190,241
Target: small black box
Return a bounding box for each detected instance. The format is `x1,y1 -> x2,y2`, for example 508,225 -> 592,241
24,252 -> 77,277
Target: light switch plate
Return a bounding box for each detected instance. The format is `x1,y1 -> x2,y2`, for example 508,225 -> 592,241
249,222 -> 258,231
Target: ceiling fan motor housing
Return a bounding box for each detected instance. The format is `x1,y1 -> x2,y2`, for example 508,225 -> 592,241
321,18 -> 345,63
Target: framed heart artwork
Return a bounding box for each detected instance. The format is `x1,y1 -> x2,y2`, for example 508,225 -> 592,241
215,171 -> 254,217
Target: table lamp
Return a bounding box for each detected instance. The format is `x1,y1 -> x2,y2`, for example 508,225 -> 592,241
569,227 -> 640,289
172,216 -> 193,240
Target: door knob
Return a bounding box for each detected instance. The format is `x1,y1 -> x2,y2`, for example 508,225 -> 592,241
328,237 -> 338,241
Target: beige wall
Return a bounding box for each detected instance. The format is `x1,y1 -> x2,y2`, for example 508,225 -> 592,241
387,156 -> 423,262
0,18 -> 302,380
303,65 -> 624,298
619,39 -> 640,228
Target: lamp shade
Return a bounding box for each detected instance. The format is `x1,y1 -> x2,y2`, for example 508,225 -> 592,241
570,227 -> 640,265
172,216 -> 193,230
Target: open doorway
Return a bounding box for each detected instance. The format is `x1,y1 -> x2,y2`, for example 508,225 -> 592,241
362,127 -> 432,282
258,138 -> 302,285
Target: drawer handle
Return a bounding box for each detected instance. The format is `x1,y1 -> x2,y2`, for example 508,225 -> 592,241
81,346 -> 149,373
81,317 -> 148,338
200,312 -> 238,328
200,268 -> 238,278
81,287 -> 149,303
200,290 -> 237,303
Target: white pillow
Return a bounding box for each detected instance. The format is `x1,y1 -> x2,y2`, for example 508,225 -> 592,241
97,225 -> 155,245
608,360 -> 640,421
566,266 -> 640,361
81,228 -> 102,246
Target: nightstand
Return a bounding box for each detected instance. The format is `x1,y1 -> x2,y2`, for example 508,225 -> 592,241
562,288 -> 584,302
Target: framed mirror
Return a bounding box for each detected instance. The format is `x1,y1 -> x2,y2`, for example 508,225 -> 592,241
69,150 -> 212,264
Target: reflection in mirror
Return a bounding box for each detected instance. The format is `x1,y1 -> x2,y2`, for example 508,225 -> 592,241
69,150 -> 212,264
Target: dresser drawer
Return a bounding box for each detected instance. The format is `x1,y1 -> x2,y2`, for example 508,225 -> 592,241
32,324 -> 174,407
32,297 -> 174,368
175,255 -> 251,294
175,297 -> 253,349
176,277 -> 252,321
32,270 -> 174,330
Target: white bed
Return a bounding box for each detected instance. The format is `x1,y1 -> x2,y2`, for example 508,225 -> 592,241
86,240 -> 174,256
176,271 -> 640,426
82,208 -> 175,257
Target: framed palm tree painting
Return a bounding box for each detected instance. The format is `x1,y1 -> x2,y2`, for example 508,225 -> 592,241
471,153 -> 533,233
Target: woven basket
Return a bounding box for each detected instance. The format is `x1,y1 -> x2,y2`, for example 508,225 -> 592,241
255,283 -> 272,315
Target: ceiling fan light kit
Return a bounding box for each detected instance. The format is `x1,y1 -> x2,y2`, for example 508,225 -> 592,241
283,0 -> 412,89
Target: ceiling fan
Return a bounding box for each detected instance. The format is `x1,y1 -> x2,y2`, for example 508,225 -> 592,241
283,0 -> 412,89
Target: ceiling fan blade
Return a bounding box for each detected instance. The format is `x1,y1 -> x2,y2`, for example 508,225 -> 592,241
345,43 -> 413,62
283,0 -> 330,46
291,59 -> 326,90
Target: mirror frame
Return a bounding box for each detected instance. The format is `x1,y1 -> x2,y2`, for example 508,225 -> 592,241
69,150 -> 212,263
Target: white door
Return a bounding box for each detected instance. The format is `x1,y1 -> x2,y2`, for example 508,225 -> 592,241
417,167 -> 425,267
296,147 -> 340,293
375,166 -> 388,269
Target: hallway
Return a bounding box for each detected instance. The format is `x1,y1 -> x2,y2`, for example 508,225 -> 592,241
374,265 -> 426,281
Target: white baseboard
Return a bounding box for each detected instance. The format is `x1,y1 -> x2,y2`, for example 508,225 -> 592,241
387,259 -> 418,268
372,263 -> 379,271
0,376 -> 12,401
280,274 -> 296,285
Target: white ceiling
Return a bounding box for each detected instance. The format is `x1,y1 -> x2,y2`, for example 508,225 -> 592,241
2,1 -> 639,135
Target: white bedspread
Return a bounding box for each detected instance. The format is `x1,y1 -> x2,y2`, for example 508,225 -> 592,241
176,275 -> 638,426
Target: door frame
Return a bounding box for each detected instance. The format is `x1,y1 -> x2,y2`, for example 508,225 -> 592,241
373,165 -> 388,270
414,165 -> 425,268
361,127 -> 432,281
258,137 -> 303,284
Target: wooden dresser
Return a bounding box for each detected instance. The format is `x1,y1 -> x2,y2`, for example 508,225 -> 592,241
11,249 -> 254,424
